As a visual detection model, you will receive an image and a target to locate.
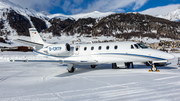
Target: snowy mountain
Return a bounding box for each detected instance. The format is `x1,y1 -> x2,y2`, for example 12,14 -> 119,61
60,13 -> 180,39
139,4 -> 180,22
0,0 -> 49,36
71,11 -> 114,20
0,0 -> 114,21
145,6 -> 180,22
0,0 -> 180,42
0,0 -> 115,37
140,4 -> 180,17
48,11 -> 114,21
163,7 -> 180,21
0,0 -> 47,19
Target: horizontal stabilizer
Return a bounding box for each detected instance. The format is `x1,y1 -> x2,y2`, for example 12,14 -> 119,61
14,39 -> 43,50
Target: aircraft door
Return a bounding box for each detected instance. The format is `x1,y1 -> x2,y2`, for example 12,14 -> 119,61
74,46 -> 80,55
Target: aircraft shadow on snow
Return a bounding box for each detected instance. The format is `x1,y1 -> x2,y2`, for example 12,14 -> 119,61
56,64 -> 112,77
56,63 -> 178,77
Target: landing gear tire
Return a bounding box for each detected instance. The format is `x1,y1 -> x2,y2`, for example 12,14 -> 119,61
68,67 -> 75,73
151,67 -> 157,71
125,62 -> 130,68
112,63 -> 118,69
149,65 -> 160,72
91,65 -> 96,68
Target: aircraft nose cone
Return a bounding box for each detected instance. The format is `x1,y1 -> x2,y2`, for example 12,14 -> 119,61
163,53 -> 174,60
150,49 -> 175,60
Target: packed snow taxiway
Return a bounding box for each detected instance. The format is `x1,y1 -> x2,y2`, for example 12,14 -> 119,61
0,52 -> 180,101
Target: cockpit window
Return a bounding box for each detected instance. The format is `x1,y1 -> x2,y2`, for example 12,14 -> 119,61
134,44 -> 140,49
137,43 -> 148,49
131,45 -> 134,49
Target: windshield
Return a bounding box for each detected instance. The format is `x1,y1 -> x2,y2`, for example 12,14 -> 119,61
134,44 -> 140,49
137,43 -> 148,49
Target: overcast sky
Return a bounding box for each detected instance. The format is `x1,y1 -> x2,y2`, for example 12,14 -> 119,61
8,0 -> 180,15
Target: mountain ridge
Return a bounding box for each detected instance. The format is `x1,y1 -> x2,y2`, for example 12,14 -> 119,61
0,0 -> 180,40
164,7 -> 180,21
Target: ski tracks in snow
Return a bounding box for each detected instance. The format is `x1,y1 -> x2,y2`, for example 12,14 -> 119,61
0,71 -> 25,83
1,73 -> 180,101
1,54 -> 180,101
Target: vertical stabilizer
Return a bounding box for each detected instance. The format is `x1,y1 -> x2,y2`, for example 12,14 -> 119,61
29,28 -> 44,44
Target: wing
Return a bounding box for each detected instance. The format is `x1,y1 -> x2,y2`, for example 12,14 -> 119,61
10,59 -> 97,65
10,59 -> 79,64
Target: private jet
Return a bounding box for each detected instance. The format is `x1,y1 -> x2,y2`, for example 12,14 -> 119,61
13,28 -> 174,73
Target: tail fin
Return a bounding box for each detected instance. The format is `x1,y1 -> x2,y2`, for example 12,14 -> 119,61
29,28 -> 44,44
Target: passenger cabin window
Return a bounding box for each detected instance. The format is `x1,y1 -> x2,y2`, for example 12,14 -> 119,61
137,43 -> 148,49
134,44 -> 140,49
98,46 -> 102,50
91,47 -> 94,50
84,47 -> 87,51
131,45 -> 134,49
106,46 -> 109,50
114,45 -> 118,50
76,47 -> 79,51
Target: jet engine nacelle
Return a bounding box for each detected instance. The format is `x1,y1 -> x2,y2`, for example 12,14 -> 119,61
47,43 -> 71,56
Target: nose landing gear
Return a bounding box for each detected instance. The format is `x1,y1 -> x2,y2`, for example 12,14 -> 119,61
149,64 -> 160,72
146,61 -> 160,72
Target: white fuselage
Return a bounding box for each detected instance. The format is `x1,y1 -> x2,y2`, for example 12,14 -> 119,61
35,41 -> 174,65
15,28 -> 175,72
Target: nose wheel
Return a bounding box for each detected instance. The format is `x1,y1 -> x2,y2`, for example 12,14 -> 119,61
149,65 -> 160,72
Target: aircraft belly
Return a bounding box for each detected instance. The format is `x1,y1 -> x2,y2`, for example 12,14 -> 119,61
64,55 -> 97,64
92,54 -> 157,64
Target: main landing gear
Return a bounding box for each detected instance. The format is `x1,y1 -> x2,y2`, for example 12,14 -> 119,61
91,65 -> 97,68
67,64 -> 97,73
67,64 -> 75,73
112,62 -> 134,69
112,63 -> 118,69
125,62 -> 134,68
68,67 -> 75,73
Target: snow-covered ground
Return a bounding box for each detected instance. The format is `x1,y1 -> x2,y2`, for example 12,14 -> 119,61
0,52 -> 180,101
0,33 -> 179,101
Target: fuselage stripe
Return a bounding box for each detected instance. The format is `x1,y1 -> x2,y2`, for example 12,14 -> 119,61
34,50 -> 166,61
33,50 -> 67,58
96,53 -> 166,60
